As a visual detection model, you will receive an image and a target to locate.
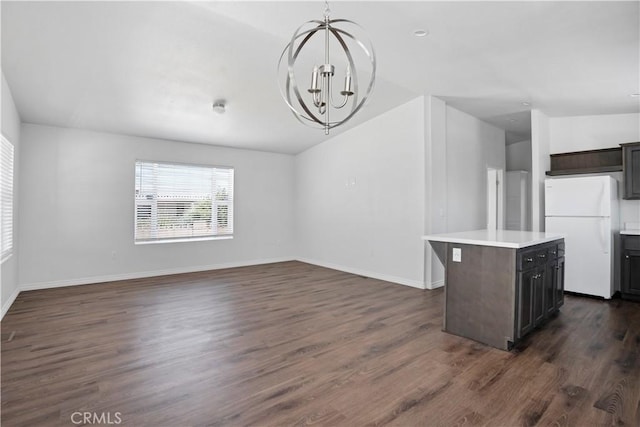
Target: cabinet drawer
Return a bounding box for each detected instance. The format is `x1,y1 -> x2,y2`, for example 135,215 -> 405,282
622,235 -> 640,250
517,248 -> 547,270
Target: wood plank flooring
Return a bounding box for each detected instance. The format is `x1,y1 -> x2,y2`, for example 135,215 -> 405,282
1,261 -> 639,426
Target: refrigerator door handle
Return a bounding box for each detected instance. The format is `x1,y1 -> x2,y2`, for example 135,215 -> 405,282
600,218 -> 609,254
597,181 -> 605,216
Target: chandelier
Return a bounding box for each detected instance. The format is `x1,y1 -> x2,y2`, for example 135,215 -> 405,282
278,1 -> 376,135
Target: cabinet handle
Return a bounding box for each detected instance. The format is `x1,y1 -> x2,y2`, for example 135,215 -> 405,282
538,254 -> 546,259
551,251 -> 557,255
626,255 -> 630,259
525,257 -> 534,262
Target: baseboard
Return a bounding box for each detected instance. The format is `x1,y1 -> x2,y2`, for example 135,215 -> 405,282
426,279 -> 444,290
1,286 -> 20,321
19,257 -> 296,292
297,257 -> 425,289
8,256 -> 425,318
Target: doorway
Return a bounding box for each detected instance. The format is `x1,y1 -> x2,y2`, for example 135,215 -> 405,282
487,167 -> 505,230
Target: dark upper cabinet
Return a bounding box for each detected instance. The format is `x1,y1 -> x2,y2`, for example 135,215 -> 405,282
621,142 -> 640,199
621,234 -> 640,300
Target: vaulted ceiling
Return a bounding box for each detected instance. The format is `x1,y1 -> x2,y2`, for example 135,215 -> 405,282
2,1 -> 638,153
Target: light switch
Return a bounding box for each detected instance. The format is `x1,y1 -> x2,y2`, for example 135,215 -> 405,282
452,247 -> 462,262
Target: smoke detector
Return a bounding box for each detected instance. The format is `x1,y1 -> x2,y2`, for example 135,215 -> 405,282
212,100 -> 226,114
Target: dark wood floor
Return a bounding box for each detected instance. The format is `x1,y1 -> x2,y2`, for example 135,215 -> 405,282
1,261 -> 639,426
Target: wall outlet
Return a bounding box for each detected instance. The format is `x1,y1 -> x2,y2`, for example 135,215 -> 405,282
452,247 -> 462,262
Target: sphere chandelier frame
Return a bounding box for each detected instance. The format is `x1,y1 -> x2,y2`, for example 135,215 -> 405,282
278,2 -> 376,135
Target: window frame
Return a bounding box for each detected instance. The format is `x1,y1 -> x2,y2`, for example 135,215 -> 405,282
1,134 -> 14,263
134,159 -> 234,245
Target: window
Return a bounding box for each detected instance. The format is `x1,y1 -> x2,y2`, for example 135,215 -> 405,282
1,135 -> 14,262
134,161 -> 234,243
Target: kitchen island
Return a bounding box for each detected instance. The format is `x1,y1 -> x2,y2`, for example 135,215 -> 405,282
423,230 -> 565,351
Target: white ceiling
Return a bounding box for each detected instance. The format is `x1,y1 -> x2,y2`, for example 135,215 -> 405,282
2,1 -> 638,153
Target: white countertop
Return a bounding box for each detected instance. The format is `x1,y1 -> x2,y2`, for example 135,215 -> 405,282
622,222 -> 640,235
422,229 -> 565,249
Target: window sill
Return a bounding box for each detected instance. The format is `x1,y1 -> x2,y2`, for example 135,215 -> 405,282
135,235 -> 233,245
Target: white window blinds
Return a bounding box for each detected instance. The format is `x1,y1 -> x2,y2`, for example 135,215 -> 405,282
1,135 -> 14,262
135,161 -> 234,243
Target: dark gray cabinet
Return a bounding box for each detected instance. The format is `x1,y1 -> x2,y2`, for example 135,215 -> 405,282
544,259 -> 556,316
517,269 -> 536,338
554,256 -> 565,309
621,142 -> 640,200
621,234 -> 640,300
516,241 -> 564,341
435,238 -> 565,351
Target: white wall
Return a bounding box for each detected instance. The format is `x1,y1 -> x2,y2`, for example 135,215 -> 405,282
18,124 -> 295,288
445,106 -> 506,232
506,140 -> 532,231
549,113 -> 640,153
295,97 -> 425,288
549,113 -> 640,228
423,96 -> 447,289
531,109 -> 551,232
506,139 -> 532,172
1,71 -> 21,317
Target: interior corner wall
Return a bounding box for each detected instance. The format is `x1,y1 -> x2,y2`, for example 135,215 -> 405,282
1,71 -> 21,317
531,109 -> 550,232
506,139 -> 532,173
548,113 -> 640,228
294,97 -> 426,288
17,124 -> 296,289
445,105 -> 506,232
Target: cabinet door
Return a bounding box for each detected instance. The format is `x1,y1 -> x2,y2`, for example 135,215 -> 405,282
623,144 -> 640,200
555,257 -> 565,309
622,250 -> 640,295
544,261 -> 555,317
517,270 -> 535,338
533,268 -> 545,325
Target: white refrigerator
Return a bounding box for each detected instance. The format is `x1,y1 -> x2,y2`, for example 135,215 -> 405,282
544,176 -> 619,299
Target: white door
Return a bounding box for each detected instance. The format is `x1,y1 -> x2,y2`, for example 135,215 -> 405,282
545,176 -> 611,217
545,216 -> 613,298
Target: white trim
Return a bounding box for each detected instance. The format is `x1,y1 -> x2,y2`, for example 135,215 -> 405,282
135,235 -> 233,245
19,257 -> 295,292
1,286 -> 20,320
426,279 -> 444,290
296,257 -> 425,289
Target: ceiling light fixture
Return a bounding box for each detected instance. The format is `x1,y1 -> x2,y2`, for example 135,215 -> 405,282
278,0 -> 376,135
413,29 -> 429,37
212,100 -> 226,114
